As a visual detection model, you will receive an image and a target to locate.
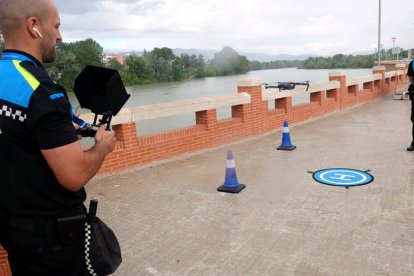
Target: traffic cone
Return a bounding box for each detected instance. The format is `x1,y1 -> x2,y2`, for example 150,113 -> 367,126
217,150 -> 246,193
277,121 -> 296,150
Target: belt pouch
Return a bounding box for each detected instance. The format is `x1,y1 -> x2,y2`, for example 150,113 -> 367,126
57,215 -> 86,245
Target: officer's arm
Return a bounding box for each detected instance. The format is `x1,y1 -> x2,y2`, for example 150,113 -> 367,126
409,76 -> 414,84
41,125 -> 116,191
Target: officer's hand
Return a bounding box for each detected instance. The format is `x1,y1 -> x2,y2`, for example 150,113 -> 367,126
94,125 -> 116,155
72,112 -> 83,140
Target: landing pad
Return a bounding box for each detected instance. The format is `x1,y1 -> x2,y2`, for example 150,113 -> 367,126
312,168 -> 373,188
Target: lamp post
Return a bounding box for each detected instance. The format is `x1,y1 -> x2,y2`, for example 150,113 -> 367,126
392,37 -> 396,61
377,0 -> 381,65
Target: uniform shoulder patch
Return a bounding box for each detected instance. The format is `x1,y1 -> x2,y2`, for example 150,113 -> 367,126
49,93 -> 65,100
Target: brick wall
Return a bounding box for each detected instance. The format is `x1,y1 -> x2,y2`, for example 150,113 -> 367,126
0,245 -> 11,276
98,66 -> 407,174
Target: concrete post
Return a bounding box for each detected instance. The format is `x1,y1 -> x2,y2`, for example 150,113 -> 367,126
373,66 -> 386,95
237,77 -> 267,134
232,104 -> 249,123
112,122 -> 137,149
329,70 -> 347,110
196,109 -> 217,130
275,97 -> 292,117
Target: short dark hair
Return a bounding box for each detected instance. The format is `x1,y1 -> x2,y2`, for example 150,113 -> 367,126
0,0 -> 51,38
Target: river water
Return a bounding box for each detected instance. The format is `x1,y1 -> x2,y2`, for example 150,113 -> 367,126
69,68 -> 372,135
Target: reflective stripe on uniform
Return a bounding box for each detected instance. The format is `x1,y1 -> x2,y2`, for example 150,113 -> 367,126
12,60 -> 40,91
0,60 -> 38,108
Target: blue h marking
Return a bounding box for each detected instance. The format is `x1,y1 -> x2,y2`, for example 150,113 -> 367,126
329,173 -> 356,182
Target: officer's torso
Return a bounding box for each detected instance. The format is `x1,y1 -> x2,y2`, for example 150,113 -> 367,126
0,51 -> 85,217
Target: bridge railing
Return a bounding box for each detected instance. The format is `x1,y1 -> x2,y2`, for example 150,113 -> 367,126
79,93 -> 251,124
75,65 -> 407,173
0,64 -> 409,273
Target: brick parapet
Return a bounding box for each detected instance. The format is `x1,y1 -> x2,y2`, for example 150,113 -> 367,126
328,71 -> 347,110
98,66 -> 407,173
0,245 -> 11,276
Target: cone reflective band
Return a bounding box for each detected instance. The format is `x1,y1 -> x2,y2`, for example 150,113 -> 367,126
217,150 -> 246,193
226,151 -> 235,170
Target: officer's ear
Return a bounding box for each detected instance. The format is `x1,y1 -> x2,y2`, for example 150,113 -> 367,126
26,17 -> 41,39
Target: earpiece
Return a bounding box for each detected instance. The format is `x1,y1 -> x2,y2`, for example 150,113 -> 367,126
32,27 -> 43,39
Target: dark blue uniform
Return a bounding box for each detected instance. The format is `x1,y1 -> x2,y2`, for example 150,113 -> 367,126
0,50 -> 87,275
408,60 -> 414,149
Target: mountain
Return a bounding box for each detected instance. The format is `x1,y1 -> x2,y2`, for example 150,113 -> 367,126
171,48 -> 311,62
105,48 -> 312,62
241,52 -> 312,62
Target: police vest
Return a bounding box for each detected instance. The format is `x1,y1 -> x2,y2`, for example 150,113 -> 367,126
0,51 -> 84,217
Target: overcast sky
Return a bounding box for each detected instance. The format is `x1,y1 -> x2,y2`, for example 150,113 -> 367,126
55,0 -> 414,56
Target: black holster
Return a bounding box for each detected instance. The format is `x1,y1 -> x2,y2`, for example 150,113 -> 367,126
56,214 -> 86,246
408,84 -> 414,100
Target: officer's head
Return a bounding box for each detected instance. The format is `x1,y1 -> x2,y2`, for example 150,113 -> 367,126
0,0 -> 62,64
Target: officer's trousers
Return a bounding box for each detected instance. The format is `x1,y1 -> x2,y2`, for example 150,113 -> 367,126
411,99 -> 414,145
0,212 -> 87,276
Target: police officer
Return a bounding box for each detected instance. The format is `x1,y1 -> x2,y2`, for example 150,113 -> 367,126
407,59 -> 414,151
0,0 -> 117,275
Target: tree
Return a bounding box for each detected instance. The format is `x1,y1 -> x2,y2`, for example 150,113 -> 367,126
124,55 -> 155,84
151,47 -> 175,62
146,47 -> 175,82
172,56 -> 186,81
69,38 -> 103,69
236,55 -> 249,74
176,53 -> 206,79
300,53 -> 375,69
194,54 -> 207,77
106,58 -> 124,71
44,38 -> 104,90
48,50 -> 80,89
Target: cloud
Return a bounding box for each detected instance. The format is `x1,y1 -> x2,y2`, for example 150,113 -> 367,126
55,0 -> 414,56
54,0 -> 104,14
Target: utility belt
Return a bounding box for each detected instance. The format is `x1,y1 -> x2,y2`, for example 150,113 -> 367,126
0,205 -> 86,246
1,201 -> 122,275
409,83 -> 414,100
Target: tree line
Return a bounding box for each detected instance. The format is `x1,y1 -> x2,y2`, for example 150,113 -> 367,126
300,54 -> 374,69
47,40 -> 256,89
0,37 -> 301,88
110,45 -> 254,86
0,36 -> 412,89
300,49 -> 412,69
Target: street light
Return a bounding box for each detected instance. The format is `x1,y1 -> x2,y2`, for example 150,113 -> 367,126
377,0 -> 381,65
392,37 -> 396,61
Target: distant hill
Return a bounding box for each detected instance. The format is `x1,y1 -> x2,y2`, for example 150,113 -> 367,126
171,48 -> 311,62
105,48 -> 312,62
241,52 -> 312,62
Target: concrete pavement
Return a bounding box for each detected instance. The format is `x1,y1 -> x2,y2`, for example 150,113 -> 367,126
86,95 -> 414,276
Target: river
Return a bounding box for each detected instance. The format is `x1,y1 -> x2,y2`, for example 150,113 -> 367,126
69,68 -> 372,135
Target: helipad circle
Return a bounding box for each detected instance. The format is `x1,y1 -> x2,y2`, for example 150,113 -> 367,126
312,168 -> 373,187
